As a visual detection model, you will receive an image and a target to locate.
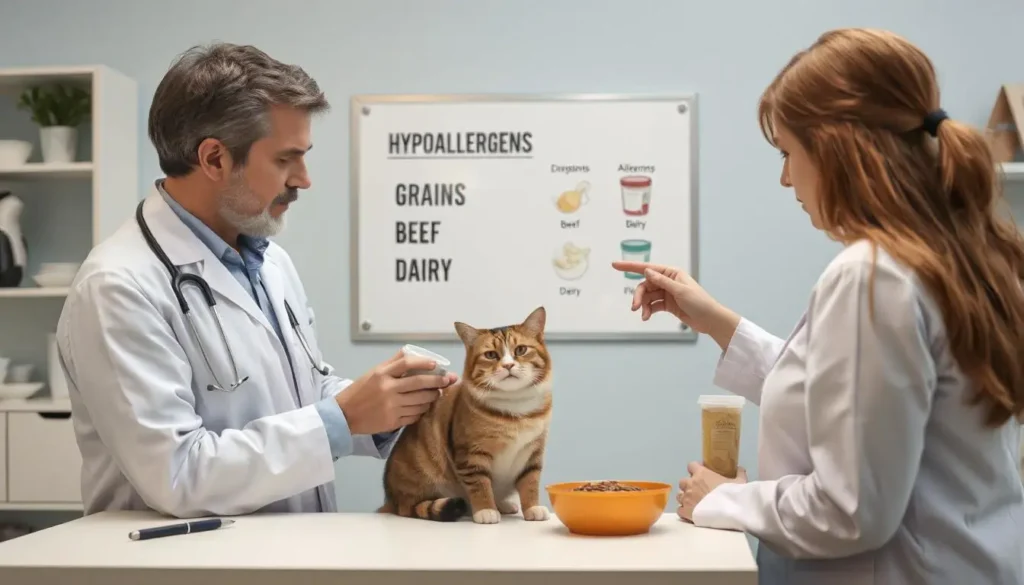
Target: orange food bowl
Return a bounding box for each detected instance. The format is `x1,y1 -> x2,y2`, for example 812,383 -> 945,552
545,480 -> 672,536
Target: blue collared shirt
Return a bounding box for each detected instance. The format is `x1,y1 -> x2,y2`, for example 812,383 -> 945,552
156,182 -> 378,461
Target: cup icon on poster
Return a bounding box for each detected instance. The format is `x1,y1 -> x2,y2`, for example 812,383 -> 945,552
620,175 -> 652,216
553,242 -> 590,280
620,239 -> 651,280
554,181 -> 590,214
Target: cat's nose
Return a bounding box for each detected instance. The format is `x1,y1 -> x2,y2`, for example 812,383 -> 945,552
501,362 -> 515,370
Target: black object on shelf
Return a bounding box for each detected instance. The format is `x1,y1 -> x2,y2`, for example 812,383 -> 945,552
0,190 -> 28,288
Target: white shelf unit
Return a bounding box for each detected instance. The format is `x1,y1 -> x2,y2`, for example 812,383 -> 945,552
0,287 -> 69,298
0,162 -> 93,180
0,65 -> 138,512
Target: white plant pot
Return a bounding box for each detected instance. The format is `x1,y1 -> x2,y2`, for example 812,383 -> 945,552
39,126 -> 77,164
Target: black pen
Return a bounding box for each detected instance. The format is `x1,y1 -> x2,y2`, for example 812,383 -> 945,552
128,518 -> 235,541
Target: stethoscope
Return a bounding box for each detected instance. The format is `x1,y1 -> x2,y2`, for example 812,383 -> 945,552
135,200 -> 329,392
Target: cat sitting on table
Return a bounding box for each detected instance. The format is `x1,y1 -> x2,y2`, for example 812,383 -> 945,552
378,306 -> 553,524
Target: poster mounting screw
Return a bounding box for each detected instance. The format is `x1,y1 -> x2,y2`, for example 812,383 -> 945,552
362,106 -> 371,116
677,103 -> 688,114
361,321 -> 372,331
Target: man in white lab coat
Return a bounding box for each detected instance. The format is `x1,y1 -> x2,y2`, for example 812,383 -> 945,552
56,43 -> 456,518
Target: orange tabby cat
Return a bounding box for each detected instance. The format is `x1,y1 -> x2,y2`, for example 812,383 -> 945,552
379,306 -> 553,523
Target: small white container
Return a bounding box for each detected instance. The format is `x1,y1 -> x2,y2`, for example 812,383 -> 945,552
400,344 -> 451,377
33,272 -> 76,287
0,140 -> 32,168
38,262 -> 80,274
0,383 -> 43,401
8,364 -> 33,383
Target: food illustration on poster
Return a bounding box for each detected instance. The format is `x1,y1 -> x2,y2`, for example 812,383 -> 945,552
620,175 -> 652,216
554,181 -> 590,214
620,239 -> 652,279
553,241 -> 590,280
351,94 -> 697,340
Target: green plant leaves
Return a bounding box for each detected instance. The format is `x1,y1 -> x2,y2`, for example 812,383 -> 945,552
16,84 -> 91,127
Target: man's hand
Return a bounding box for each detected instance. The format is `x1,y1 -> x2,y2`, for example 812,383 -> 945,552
335,350 -> 458,435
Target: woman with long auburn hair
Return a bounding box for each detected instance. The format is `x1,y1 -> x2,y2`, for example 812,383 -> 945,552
615,28 -> 1024,584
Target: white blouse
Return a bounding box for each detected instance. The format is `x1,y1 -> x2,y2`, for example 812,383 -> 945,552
692,240 -> 1024,585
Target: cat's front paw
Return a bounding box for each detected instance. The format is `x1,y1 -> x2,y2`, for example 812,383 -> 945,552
473,509 -> 501,524
523,505 -> 550,521
497,500 -> 520,515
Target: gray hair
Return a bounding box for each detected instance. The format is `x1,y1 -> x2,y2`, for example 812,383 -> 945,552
148,43 -> 330,177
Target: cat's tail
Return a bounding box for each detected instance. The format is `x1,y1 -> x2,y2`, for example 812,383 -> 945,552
379,497 -> 467,521
413,497 -> 468,522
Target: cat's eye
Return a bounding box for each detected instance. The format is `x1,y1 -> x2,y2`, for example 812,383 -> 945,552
514,345 -> 528,356
484,351 -> 499,360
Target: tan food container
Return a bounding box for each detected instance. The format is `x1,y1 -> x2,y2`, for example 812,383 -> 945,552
698,394 -> 746,478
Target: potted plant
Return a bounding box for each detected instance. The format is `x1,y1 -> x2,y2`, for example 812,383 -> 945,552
16,84 -> 91,164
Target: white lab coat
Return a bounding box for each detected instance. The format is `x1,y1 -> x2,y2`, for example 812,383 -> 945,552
692,240 -> 1024,585
55,193 -> 392,518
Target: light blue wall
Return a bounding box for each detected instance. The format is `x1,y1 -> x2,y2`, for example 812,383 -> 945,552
1,0 -> 1023,528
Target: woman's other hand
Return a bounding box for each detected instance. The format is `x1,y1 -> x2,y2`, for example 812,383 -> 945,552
677,462 -> 748,523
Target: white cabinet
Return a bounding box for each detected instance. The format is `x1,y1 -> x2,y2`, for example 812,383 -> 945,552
7,411 -> 81,503
0,399 -> 82,511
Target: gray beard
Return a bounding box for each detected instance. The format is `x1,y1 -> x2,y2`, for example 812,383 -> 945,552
217,177 -> 286,239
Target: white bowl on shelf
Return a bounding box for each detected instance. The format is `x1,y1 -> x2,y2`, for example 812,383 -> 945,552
0,382 -> 44,401
38,262 -> 80,274
33,272 -> 76,287
0,140 -> 32,168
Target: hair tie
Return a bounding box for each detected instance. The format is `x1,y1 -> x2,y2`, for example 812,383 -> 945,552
921,109 -> 948,137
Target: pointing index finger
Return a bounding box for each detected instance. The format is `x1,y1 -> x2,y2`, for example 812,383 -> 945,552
611,261 -> 676,276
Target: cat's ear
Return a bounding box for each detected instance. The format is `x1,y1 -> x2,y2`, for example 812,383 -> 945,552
454,321 -> 480,346
520,306 -> 546,338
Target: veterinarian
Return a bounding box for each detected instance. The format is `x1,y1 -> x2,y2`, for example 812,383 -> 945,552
615,28 -> 1024,585
55,43 -> 457,519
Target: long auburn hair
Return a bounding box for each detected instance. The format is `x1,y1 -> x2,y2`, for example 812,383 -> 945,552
759,28 -> 1024,428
